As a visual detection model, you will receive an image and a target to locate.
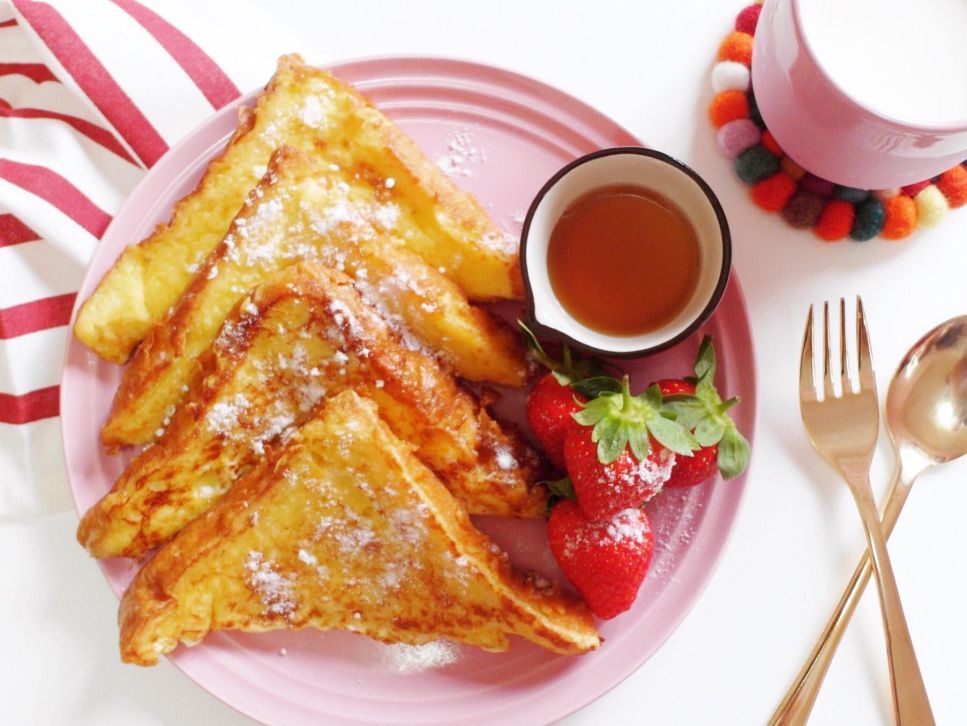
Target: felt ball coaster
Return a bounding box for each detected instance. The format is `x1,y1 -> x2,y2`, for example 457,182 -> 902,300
709,1 -> 967,242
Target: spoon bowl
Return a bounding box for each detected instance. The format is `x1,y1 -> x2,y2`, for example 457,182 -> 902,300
887,316 -> 967,472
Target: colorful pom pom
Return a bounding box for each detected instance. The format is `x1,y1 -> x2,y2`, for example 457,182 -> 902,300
735,145 -> 780,184
760,130 -> 783,156
716,118 -> 761,159
751,173 -> 797,211
746,90 -> 764,127
914,185 -> 948,228
850,198 -> 885,241
873,188 -> 900,201
711,61 -> 751,93
937,166 -> 967,208
901,179 -> 931,197
880,195 -> 918,240
717,31 -> 754,67
735,5 -> 762,34
834,186 -> 869,203
709,90 -> 749,128
815,200 -> 854,241
782,191 -> 825,228
800,173 -> 835,197
780,156 -> 806,181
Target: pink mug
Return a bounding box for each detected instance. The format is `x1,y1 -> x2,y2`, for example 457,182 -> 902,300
752,0 -> 967,189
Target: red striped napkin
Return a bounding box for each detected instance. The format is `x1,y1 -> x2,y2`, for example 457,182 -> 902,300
0,0 -> 295,516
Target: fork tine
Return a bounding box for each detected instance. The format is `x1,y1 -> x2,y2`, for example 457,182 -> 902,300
856,295 -> 876,391
799,304 -> 816,401
822,301 -> 835,399
839,297 -> 850,394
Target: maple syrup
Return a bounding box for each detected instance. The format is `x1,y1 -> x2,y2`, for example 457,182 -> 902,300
546,184 -> 700,337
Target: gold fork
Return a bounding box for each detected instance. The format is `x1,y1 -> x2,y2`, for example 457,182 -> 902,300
794,297 -> 933,726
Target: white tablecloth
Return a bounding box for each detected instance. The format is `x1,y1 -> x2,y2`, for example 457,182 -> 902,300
3,1 -> 966,723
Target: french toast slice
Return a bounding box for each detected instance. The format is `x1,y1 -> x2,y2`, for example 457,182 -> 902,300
74,54 -> 522,364
119,390 -> 598,666
101,146 -> 528,446
78,263 -> 546,560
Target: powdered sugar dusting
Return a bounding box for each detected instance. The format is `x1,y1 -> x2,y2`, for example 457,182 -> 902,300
564,507 -> 652,559
251,411 -> 295,456
382,641 -> 458,673
299,96 -> 327,128
314,509 -> 378,552
297,548 -> 318,566
350,267 -> 442,361
241,299 -> 259,317
494,445 -> 516,471
373,202 -> 400,230
436,130 -> 483,178
480,228 -> 519,255
647,488 -> 705,583
206,394 -> 251,435
636,449 -> 677,494
597,449 -> 676,501
244,551 -> 297,618
606,508 -> 650,545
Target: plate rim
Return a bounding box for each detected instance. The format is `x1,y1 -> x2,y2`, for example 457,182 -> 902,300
60,54 -> 757,726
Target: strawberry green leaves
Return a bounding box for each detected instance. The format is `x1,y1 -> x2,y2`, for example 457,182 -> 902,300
545,477 -> 576,500
518,321 -> 598,385
543,475 -> 577,514
520,326 -> 751,477
663,336 -> 750,479
694,334 -> 716,381
572,376 -> 698,464
569,376 -> 622,399
648,411 -> 702,457
717,427 -> 751,480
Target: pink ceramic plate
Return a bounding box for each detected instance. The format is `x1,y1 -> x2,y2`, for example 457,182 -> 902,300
61,57 -> 757,725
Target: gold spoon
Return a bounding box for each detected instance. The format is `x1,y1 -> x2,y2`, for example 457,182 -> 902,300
772,315 -> 967,725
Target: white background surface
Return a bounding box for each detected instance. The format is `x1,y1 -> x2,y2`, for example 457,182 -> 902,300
4,1 -> 967,724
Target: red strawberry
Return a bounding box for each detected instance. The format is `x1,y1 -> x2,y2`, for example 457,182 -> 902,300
564,375 -> 697,518
526,374 -> 585,470
519,321 -> 599,470
655,337 -> 751,485
654,378 -> 718,488
663,442 -> 718,488
547,499 -> 654,619
564,428 -> 675,518
654,378 -> 695,397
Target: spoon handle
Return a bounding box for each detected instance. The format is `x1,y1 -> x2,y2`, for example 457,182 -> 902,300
768,467 -> 915,726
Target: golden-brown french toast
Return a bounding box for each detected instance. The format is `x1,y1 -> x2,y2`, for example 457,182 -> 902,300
101,146 -> 529,446
118,390 -> 598,666
74,54 -> 522,364
78,263 -> 546,560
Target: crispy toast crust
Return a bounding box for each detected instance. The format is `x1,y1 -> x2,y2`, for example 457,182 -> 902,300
101,146 -> 529,446
78,263 -> 546,559
74,54 -> 522,364
118,391 -> 597,666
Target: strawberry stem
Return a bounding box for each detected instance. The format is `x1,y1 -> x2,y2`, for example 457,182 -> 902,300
620,375 -> 633,410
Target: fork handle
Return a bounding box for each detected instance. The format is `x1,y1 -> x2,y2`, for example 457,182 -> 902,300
768,467 -> 912,726
851,477 -> 935,726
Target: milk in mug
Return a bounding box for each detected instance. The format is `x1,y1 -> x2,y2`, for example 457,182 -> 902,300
800,0 -> 967,125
